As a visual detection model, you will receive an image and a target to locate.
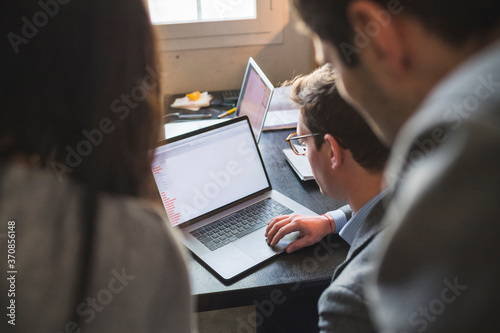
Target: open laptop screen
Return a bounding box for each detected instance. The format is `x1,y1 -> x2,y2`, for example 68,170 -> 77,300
152,118 -> 270,227
236,57 -> 274,142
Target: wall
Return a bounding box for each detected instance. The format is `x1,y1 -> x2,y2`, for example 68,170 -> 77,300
158,1 -> 315,95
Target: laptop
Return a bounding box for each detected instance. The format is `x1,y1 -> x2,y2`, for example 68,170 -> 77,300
234,57 -> 274,142
164,57 -> 274,143
152,116 -> 316,281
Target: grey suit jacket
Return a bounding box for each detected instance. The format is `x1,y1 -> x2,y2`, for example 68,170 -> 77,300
371,40 -> 500,332
318,198 -> 388,333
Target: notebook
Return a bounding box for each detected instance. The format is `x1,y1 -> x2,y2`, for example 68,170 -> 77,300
283,149 -> 315,181
152,116 -> 316,281
235,57 -> 274,142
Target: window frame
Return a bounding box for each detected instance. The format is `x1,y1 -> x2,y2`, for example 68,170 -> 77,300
150,0 -> 286,51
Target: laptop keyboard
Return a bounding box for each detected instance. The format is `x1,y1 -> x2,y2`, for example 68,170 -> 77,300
190,198 -> 293,251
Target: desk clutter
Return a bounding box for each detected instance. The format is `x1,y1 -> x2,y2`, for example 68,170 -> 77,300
164,89 -> 238,122
170,91 -> 213,111
164,86 -> 300,129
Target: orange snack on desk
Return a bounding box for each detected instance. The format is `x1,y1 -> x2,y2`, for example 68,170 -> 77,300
186,91 -> 201,101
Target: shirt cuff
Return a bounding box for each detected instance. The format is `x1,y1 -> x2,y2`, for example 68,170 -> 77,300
326,210 -> 348,234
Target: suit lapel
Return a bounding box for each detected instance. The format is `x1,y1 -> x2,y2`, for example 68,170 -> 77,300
331,198 -> 387,282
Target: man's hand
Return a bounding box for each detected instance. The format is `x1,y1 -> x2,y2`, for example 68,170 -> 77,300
265,214 -> 334,253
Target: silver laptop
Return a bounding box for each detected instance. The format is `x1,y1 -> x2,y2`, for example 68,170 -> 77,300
235,57 -> 274,142
152,116 -> 316,281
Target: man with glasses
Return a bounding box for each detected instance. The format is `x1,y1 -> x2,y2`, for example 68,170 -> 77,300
263,64 -> 389,332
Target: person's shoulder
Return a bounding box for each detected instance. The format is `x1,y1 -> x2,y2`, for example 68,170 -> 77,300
100,195 -> 166,228
321,228 -> 389,312
328,229 -> 387,296
98,194 -> 184,251
391,100 -> 500,202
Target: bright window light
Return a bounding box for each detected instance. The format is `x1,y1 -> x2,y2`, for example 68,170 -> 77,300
148,0 -> 257,25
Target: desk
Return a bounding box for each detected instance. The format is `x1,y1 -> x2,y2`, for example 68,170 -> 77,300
190,129 -> 349,312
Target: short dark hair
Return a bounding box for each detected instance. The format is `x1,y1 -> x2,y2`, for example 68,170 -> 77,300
289,64 -> 389,172
293,0 -> 500,66
1,0 -> 162,198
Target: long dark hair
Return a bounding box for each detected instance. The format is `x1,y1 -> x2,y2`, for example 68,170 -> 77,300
1,0 -> 164,329
1,0 -> 162,199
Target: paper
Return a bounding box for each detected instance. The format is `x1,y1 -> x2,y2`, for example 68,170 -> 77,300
170,91 -> 212,111
264,109 -> 300,130
268,85 -> 299,111
264,86 -> 300,130
164,119 -> 227,139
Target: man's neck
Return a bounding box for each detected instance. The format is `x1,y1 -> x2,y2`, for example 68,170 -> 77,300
386,30 -> 500,145
345,169 -> 384,214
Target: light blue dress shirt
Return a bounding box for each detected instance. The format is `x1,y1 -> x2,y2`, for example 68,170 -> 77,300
326,189 -> 387,245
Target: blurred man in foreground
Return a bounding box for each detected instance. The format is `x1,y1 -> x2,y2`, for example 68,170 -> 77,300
293,0 -> 500,331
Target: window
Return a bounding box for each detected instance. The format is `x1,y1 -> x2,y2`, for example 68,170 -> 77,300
148,0 -> 257,24
148,0 -> 286,51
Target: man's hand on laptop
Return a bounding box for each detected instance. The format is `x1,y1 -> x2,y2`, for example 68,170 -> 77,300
265,214 -> 333,253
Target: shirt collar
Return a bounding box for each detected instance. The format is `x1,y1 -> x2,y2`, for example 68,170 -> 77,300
339,189 -> 388,245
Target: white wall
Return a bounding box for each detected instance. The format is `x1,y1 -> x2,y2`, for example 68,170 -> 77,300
158,1 -> 314,95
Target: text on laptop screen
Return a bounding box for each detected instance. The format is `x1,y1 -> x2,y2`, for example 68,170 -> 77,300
152,120 -> 270,227
237,65 -> 272,140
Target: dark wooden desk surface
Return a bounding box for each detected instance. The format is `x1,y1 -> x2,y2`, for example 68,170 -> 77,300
190,129 -> 349,312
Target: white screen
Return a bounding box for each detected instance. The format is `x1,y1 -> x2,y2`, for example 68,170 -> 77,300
152,120 -> 270,226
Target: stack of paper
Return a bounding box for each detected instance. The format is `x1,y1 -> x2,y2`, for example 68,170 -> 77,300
264,86 -> 301,130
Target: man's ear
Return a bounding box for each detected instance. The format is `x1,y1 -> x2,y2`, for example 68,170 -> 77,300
346,0 -> 407,78
324,134 -> 344,170
313,35 -> 326,65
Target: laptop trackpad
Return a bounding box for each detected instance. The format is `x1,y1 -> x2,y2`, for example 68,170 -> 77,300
234,227 -> 300,262
201,244 -> 257,280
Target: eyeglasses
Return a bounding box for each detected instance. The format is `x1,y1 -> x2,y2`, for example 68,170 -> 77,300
286,132 -> 323,155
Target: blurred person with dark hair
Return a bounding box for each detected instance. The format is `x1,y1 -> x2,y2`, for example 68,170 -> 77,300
264,64 -> 390,332
0,1 -> 192,332
293,0 -> 500,332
